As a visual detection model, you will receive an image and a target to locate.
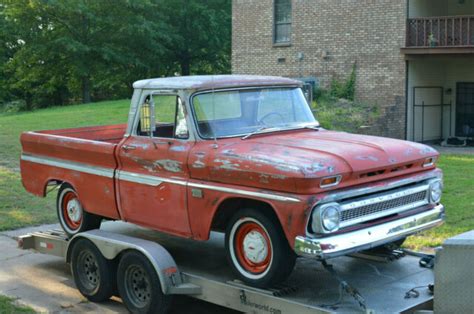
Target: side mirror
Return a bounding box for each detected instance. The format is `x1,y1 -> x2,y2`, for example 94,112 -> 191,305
139,97 -> 156,134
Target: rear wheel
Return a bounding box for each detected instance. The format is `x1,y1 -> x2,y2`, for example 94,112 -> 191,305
117,251 -> 172,314
57,184 -> 102,237
70,239 -> 116,302
225,208 -> 296,288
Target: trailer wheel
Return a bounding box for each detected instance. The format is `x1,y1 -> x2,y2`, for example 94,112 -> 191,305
57,184 -> 102,237
117,251 -> 171,314
225,208 -> 296,288
70,239 -> 116,302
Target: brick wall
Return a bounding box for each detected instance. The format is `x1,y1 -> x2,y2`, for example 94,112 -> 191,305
232,0 -> 408,139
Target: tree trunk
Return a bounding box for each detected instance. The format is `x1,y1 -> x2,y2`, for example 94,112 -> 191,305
82,76 -> 91,103
180,59 -> 190,76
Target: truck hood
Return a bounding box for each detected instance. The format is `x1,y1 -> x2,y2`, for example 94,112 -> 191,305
189,130 -> 439,194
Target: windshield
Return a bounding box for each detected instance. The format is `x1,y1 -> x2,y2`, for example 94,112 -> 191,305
192,87 -> 317,139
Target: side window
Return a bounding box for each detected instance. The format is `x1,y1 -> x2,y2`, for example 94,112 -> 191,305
138,94 -> 189,139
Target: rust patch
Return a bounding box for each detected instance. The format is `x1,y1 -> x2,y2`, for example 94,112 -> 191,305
155,159 -> 183,173
192,152 -> 206,169
131,156 -> 183,173
170,145 -> 186,152
211,197 -> 219,206
214,159 -> 241,171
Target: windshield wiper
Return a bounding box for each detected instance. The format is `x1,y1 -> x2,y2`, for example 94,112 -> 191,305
302,124 -> 321,131
242,126 -> 275,140
242,124 -> 320,140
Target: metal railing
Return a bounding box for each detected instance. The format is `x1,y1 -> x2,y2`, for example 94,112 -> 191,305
407,15 -> 474,47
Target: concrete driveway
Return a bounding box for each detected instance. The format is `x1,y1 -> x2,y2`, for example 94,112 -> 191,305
0,224 -> 236,313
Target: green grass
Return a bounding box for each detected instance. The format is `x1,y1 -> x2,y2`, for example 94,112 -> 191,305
405,154 -> 474,250
0,99 -> 473,249
0,295 -> 35,314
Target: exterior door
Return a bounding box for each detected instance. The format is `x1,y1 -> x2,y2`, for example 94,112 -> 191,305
117,94 -> 193,237
413,87 -> 443,142
456,83 -> 474,137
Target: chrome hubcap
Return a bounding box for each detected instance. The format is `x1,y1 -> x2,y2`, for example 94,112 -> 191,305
67,199 -> 83,223
242,231 -> 268,263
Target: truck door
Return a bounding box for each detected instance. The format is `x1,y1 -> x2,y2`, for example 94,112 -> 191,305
117,93 -> 193,237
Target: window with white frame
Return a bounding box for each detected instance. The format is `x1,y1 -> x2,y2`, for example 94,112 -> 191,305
274,0 -> 292,44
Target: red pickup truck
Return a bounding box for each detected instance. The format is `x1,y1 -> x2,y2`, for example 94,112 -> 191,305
20,75 -> 444,287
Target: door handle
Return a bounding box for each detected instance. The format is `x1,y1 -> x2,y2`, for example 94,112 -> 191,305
153,140 -> 172,145
122,144 -> 137,151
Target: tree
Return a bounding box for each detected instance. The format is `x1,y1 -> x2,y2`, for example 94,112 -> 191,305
161,0 -> 231,75
0,0 -> 232,109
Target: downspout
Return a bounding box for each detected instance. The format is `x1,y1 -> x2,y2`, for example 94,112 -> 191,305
405,0 -> 410,140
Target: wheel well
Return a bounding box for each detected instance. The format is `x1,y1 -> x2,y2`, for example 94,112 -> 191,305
43,179 -> 64,196
210,198 -> 280,232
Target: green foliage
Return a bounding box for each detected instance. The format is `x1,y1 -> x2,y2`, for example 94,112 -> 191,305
0,0 -> 231,110
312,64 -> 379,133
329,63 -> 356,101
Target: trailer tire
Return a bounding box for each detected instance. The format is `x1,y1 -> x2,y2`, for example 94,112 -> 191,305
225,208 -> 296,288
57,183 -> 102,237
117,250 -> 171,314
70,239 -> 116,302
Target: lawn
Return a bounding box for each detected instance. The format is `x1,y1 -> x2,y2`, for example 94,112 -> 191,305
0,99 -> 473,248
0,295 -> 35,314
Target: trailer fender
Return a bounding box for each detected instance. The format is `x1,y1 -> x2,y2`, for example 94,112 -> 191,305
67,229 -> 200,295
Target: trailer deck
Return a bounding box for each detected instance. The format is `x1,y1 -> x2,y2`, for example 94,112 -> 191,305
19,221 -> 434,313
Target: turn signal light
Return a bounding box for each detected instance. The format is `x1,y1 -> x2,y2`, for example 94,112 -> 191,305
320,175 -> 342,188
423,157 -> 437,168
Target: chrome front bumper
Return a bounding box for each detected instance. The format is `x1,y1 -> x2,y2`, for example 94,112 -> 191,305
294,204 -> 445,259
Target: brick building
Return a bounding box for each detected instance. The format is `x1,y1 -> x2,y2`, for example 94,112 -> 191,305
232,0 -> 474,141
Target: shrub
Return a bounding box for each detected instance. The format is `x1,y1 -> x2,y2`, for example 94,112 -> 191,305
312,63 -> 379,133
0,100 -> 29,113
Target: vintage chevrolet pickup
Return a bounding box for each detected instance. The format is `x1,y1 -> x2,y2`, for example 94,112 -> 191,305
20,75 -> 445,287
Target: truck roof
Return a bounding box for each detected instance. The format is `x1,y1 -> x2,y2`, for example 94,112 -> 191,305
132,75 -> 302,91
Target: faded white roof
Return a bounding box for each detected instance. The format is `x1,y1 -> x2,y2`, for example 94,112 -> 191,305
132,75 -> 301,90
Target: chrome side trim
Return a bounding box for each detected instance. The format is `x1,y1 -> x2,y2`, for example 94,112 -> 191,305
21,154 -> 114,178
187,182 -> 301,203
295,204 -> 445,259
117,170 -> 187,187
22,154 -> 301,203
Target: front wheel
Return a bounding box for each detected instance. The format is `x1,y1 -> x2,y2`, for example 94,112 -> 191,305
225,208 -> 296,288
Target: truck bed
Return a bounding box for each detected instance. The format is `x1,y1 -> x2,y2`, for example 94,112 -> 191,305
20,124 -> 126,220
36,123 -> 127,143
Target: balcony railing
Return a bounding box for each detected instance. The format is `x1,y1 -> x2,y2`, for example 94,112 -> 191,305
407,15 -> 474,48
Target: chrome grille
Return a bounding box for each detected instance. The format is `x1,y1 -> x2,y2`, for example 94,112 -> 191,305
338,183 -> 431,228
341,190 -> 427,222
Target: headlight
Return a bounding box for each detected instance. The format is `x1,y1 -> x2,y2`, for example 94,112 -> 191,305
312,203 -> 341,233
429,180 -> 443,203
